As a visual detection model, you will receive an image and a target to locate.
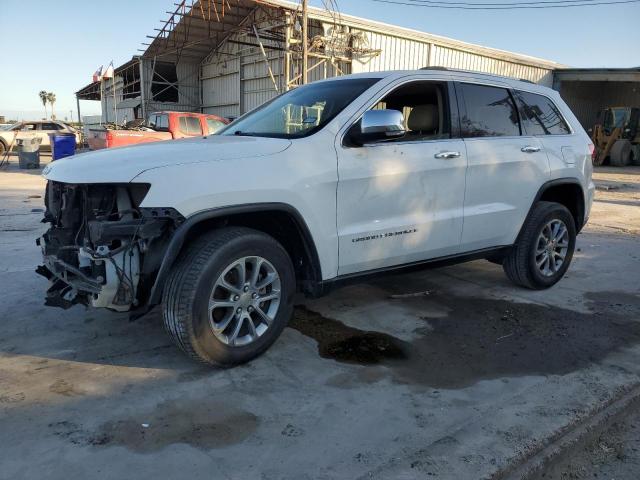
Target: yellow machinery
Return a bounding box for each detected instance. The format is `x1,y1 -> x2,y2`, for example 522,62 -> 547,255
591,106 -> 640,166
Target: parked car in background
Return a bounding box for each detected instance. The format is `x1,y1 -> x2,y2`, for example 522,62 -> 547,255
86,111 -> 229,150
38,69 -> 594,366
0,120 -> 80,155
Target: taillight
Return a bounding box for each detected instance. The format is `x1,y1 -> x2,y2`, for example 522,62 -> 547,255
588,143 -> 596,163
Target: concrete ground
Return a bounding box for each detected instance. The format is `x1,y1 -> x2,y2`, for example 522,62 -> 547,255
1,158 -> 639,480
543,408 -> 640,479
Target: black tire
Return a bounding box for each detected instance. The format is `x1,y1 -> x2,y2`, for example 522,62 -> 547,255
503,201 -> 576,290
162,227 -> 295,366
631,146 -> 640,166
610,139 -> 632,167
0,140 -> 6,157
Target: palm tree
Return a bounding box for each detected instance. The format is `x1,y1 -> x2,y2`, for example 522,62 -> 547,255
47,92 -> 56,120
39,91 -> 48,119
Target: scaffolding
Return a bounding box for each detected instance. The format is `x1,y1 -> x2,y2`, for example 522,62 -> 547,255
141,0 -> 380,90
76,0 -> 381,123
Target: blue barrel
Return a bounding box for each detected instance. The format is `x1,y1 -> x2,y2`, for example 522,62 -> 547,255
49,133 -> 76,160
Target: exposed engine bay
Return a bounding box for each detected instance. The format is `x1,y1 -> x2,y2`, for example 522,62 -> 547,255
37,181 -> 182,311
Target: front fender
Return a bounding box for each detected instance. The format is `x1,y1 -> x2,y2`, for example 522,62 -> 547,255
146,203 -> 322,306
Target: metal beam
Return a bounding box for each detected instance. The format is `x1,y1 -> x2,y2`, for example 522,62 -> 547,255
302,0 -> 308,84
227,39 -> 284,51
253,24 -> 279,92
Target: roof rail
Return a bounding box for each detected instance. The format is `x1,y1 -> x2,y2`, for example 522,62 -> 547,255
421,66 -> 537,85
420,66 -> 453,71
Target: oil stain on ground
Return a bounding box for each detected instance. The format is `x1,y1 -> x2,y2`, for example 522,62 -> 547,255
290,290 -> 640,389
52,399 -> 258,452
290,306 -> 408,364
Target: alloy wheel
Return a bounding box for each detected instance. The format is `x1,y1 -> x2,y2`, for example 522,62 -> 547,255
208,256 -> 281,346
534,219 -> 569,277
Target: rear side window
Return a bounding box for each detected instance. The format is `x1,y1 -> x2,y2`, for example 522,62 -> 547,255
179,116 -> 203,135
149,114 -> 169,130
40,123 -> 63,131
516,91 -> 571,135
458,83 -> 520,138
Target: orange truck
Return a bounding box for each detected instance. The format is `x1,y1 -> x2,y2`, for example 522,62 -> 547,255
86,111 -> 229,150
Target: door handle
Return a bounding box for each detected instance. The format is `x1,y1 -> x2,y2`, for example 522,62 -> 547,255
521,145 -> 541,153
434,151 -> 461,159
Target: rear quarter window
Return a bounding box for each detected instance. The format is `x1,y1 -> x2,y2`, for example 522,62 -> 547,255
515,91 -> 571,135
458,83 -> 520,138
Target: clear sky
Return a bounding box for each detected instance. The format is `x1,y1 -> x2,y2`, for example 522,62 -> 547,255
0,0 -> 638,121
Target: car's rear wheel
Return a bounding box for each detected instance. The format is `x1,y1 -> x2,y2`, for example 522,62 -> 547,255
631,145 -> 640,166
162,227 -> 295,366
503,201 -> 576,289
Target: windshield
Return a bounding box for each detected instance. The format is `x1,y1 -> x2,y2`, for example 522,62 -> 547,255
221,78 -> 379,139
604,108 -> 630,130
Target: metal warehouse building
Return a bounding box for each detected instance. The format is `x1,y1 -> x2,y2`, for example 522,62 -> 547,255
553,67 -> 640,131
76,0 -> 564,123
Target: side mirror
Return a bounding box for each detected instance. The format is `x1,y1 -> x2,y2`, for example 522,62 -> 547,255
352,110 -> 405,145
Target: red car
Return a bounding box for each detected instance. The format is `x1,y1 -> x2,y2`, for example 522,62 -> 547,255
87,111 -> 229,150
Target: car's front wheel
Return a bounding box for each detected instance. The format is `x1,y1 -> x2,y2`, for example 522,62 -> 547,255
503,201 -> 576,289
162,227 -> 295,366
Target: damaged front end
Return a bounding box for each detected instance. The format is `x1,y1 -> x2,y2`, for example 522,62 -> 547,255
37,181 -> 182,311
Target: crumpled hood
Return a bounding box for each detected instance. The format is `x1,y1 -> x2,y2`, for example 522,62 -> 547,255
43,135 -> 292,184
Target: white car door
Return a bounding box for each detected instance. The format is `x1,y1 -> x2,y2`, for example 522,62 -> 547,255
455,81 -> 550,251
336,80 -> 467,275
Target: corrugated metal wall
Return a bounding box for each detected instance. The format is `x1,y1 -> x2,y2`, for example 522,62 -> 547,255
201,11 -> 283,117
101,77 -> 137,123
351,31 -> 429,72
351,31 -> 553,86
198,11 -> 555,117
559,81 -> 640,130
429,45 -> 553,86
140,58 -> 200,116
200,17 -> 350,117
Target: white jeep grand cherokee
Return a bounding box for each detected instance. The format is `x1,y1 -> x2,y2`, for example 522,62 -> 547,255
38,69 -> 595,366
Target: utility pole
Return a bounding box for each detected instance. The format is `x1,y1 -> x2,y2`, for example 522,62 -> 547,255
301,0 -> 308,84
76,97 -> 82,126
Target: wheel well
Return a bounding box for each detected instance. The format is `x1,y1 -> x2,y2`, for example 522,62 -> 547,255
539,182 -> 585,231
183,209 -> 322,294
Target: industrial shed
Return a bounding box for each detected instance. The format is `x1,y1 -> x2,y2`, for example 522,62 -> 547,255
76,0 -> 562,122
553,68 -> 640,131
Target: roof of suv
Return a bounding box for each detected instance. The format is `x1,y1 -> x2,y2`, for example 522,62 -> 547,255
318,69 -> 555,96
